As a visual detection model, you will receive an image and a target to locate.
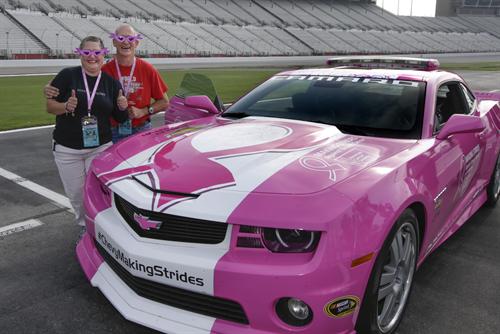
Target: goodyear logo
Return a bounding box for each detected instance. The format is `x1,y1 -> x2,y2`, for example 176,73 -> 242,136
324,296 -> 359,318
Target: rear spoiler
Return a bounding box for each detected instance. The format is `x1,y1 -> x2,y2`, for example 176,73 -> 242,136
326,56 -> 440,71
474,90 -> 500,102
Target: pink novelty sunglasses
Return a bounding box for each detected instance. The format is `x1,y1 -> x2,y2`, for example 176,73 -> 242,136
109,33 -> 143,43
74,48 -> 109,57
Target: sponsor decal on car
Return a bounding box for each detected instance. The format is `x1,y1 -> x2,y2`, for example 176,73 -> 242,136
299,137 -> 378,182
271,75 -> 419,87
97,231 -> 205,287
324,296 -> 359,318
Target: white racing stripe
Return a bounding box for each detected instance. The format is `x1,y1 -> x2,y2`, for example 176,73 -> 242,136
94,206 -> 231,295
91,263 -> 214,334
0,219 -> 43,237
0,167 -> 71,209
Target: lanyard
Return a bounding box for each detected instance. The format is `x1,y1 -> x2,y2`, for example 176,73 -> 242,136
115,57 -> 136,98
81,67 -> 102,117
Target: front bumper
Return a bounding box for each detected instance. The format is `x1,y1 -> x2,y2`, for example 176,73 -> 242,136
77,205 -> 370,334
77,232 -> 219,334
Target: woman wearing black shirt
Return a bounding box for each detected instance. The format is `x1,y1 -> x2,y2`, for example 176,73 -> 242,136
47,36 -> 128,232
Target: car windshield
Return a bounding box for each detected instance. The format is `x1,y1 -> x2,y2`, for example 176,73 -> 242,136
223,74 -> 426,139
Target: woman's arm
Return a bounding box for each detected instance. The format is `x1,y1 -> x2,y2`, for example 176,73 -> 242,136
46,89 -> 77,116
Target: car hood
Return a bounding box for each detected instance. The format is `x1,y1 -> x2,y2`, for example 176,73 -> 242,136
94,117 -> 415,197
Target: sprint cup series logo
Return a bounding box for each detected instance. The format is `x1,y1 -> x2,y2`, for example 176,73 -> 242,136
324,296 -> 359,318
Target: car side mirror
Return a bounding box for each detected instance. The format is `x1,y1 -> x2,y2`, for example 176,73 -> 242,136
184,95 -> 220,115
436,114 -> 485,140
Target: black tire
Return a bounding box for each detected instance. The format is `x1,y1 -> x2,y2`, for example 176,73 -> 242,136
486,153 -> 500,207
355,209 -> 420,334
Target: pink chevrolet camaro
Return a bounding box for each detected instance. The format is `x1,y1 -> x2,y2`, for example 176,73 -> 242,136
77,57 -> 500,334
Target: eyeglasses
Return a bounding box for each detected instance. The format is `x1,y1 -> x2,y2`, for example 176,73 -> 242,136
74,48 -> 109,56
109,33 -> 143,43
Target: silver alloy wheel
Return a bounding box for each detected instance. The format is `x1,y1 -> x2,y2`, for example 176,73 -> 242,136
493,155 -> 500,200
377,222 -> 417,333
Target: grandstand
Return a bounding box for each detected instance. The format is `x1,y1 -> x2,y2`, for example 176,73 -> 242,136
0,0 -> 500,59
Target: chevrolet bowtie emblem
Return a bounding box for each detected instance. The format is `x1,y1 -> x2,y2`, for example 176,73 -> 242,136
133,213 -> 162,230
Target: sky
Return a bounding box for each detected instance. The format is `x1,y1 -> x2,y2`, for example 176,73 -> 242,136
375,0 -> 437,17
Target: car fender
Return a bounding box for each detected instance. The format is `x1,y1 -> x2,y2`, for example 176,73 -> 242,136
336,161 -> 435,270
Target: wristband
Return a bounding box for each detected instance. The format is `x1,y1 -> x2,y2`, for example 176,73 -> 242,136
64,102 -> 74,117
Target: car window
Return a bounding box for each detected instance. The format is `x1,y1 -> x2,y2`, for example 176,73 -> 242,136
224,75 -> 426,139
460,83 -> 476,113
434,82 -> 471,134
176,73 -> 224,111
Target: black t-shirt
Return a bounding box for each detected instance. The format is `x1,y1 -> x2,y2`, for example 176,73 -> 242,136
52,66 -> 127,149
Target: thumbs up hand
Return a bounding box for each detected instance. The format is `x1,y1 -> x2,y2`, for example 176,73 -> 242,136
65,89 -> 78,113
117,89 -> 128,111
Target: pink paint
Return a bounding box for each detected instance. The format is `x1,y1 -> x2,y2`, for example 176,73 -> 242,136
77,66 -> 500,334
185,95 -> 220,115
76,232 -> 103,281
133,213 -> 162,230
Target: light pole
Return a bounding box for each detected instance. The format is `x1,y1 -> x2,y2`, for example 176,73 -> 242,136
70,35 -> 75,55
56,32 -> 60,56
5,31 -> 9,59
40,29 -> 48,56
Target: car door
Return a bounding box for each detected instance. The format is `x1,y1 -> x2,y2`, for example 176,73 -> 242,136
425,81 -> 484,245
165,73 -> 224,124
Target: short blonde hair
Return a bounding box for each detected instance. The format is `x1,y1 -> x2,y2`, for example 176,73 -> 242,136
79,36 -> 104,49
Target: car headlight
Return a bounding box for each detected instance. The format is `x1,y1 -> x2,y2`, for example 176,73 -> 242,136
260,228 -> 319,253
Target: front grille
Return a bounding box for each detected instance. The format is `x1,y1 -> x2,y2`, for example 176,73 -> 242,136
114,194 -> 228,244
97,242 -> 249,324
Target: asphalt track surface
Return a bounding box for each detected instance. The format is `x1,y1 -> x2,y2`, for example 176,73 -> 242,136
0,67 -> 499,334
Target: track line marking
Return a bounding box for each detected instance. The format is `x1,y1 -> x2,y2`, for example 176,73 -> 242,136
0,73 -> 58,78
0,112 -> 165,135
0,125 -> 54,135
0,167 -> 71,209
0,219 -> 44,237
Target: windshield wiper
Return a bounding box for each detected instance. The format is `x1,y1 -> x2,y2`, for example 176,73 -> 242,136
334,124 -> 370,136
221,112 -> 251,119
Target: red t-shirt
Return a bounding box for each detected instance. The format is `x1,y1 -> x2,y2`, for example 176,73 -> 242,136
103,57 -> 168,127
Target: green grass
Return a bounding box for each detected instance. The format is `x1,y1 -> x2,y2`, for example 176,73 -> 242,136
0,68 -> 282,131
441,62 -> 500,71
0,75 -> 57,131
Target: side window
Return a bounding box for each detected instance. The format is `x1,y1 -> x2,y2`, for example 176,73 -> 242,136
459,83 -> 476,113
434,82 -> 470,134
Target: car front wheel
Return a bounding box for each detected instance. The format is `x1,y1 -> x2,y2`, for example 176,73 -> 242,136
356,209 -> 419,334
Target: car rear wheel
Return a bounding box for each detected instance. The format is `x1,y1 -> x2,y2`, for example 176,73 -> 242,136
486,153 -> 500,207
356,209 -> 419,334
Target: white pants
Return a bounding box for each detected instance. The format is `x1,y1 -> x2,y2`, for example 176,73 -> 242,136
53,141 -> 112,226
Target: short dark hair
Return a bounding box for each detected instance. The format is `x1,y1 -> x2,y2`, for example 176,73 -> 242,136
79,36 -> 104,49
